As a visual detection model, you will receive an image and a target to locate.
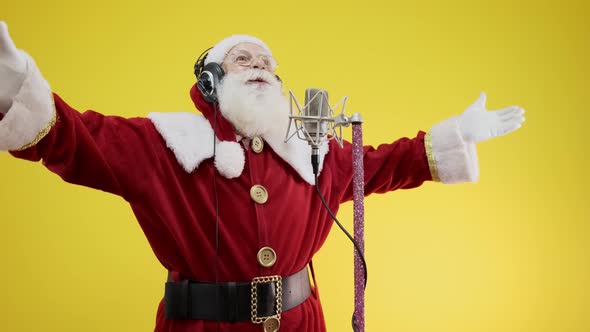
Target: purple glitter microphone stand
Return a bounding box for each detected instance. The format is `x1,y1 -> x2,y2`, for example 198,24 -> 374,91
351,114 -> 365,332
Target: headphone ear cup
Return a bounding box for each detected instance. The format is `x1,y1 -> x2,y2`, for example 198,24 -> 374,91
205,62 -> 225,86
197,62 -> 225,104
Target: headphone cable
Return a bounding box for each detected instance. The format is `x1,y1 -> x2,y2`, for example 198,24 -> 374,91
212,103 -> 220,332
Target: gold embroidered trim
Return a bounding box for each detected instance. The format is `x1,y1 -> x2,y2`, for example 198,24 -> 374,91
425,132 -> 440,182
15,97 -> 57,151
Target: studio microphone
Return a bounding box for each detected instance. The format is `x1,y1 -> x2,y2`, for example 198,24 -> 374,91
285,88 -> 349,175
303,88 -> 330,174
303,88 -> 330,149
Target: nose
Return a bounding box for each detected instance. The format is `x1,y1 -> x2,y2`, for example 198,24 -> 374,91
251,57 -> 267,70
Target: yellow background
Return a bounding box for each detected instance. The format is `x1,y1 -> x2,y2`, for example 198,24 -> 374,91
1,0 -> 588,331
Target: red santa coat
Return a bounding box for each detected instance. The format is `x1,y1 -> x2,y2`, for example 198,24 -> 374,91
1,53 -> 479,332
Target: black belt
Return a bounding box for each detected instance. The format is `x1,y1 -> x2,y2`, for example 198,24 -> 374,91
164,266 -> 311,323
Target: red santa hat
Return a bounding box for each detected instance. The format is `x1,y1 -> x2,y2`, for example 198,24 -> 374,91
204,34 -> 277,69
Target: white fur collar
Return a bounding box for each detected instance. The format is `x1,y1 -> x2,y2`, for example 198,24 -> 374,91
148,112 -> 328,185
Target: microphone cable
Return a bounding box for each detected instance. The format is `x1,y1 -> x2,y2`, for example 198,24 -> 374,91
313,167 -> 367,332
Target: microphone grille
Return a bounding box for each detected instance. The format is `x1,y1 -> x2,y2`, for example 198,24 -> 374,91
304,88 -> 330,118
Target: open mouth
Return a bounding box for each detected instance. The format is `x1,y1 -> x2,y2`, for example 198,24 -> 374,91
246,78 -> 269,84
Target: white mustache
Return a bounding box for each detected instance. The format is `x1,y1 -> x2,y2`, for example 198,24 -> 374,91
227,69 -> 278,85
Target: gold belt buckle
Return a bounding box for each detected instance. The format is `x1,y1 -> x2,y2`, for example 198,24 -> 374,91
250,275 -> 283,324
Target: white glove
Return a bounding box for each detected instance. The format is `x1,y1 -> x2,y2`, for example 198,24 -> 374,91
458,92 -> 525,144
0,21 -> 27,115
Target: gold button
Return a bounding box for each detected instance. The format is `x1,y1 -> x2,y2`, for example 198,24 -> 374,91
250,185 -> 268,204
263,317 -> 280,332
252,136 -> 264,153
257,247 -> 277,267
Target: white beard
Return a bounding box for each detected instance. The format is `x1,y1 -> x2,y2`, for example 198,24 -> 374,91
217,69 -> 290,138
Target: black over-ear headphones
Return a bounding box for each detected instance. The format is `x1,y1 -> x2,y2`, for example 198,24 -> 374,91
194,47 -> 283,104
194,47 -> 225,104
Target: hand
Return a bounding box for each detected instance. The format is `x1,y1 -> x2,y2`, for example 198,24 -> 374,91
458,92 -> 525,144
0,21 -> 27,113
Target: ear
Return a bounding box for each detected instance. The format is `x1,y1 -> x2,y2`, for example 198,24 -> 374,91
220,62 -> 229,74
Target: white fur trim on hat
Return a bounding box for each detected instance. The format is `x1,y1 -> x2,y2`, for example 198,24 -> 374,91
204,35 -> 276,69
148,112 -> 246,178
214,141 -> 245,179
148,112 -> 215,173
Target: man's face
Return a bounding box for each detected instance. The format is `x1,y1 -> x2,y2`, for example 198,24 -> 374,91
221,42 -> 275,87
216,42 -> 287,137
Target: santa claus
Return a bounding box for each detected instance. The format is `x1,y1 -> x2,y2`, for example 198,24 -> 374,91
0,21 -> 524,332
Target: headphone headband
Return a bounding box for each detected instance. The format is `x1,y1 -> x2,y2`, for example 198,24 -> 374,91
194,47 -> 213,79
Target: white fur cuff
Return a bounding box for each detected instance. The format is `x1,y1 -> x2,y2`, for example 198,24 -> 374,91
427,116 -> 479,184
0,51 -> 56,151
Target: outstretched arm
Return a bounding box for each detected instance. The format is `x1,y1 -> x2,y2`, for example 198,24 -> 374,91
0,22 -> 165,200
333,92 -> 525,202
